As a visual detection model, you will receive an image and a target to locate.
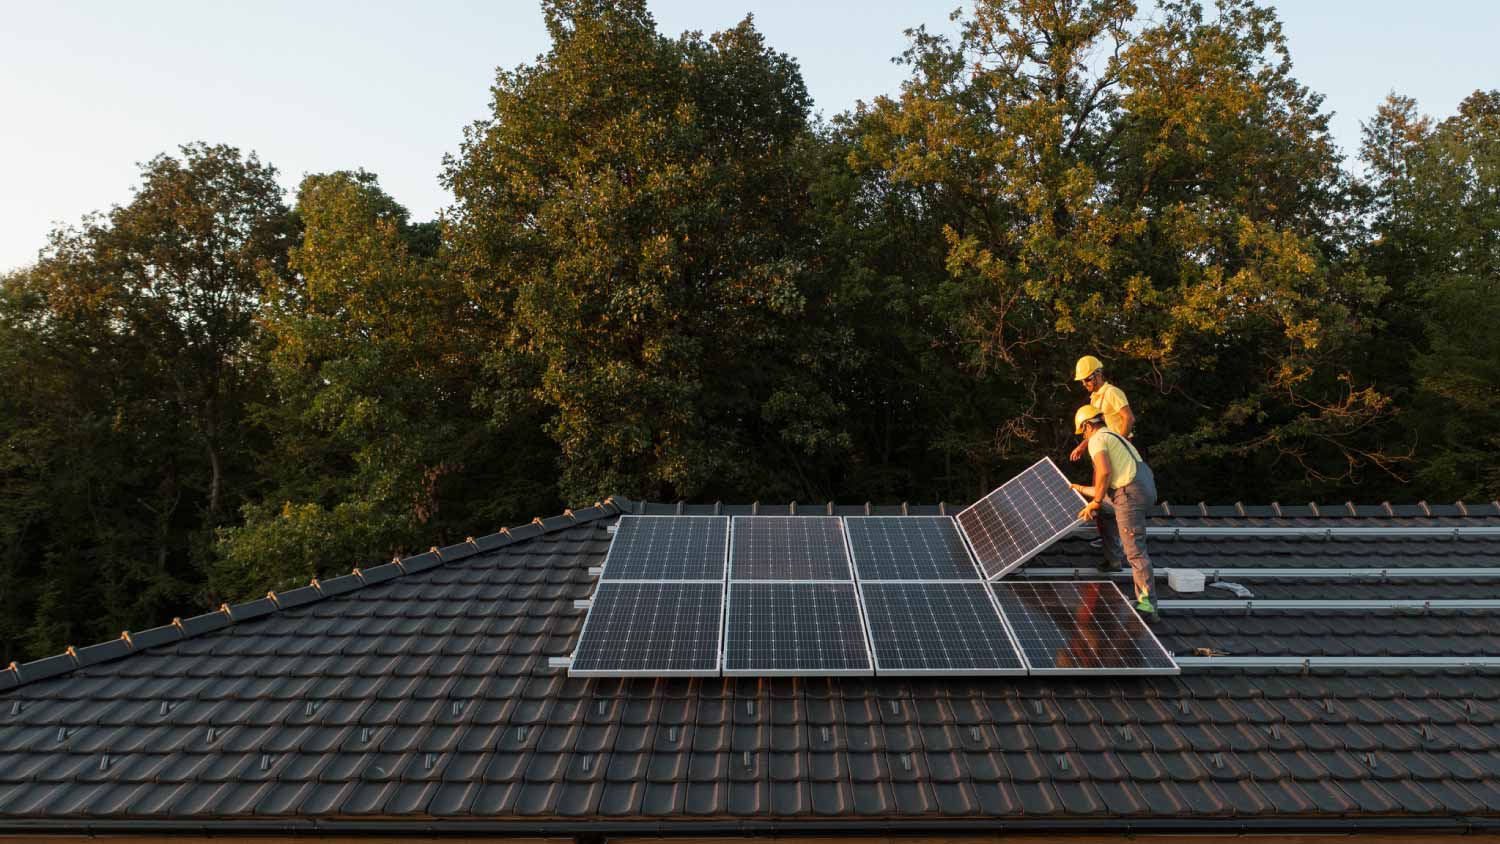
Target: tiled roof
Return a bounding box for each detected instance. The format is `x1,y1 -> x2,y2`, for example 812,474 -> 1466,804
3,497 -> 1500,837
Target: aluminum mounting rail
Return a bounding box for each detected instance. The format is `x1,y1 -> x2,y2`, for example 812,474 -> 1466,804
1161,599 -> 1500,610
1144,526 -> 1500,537
1022,566 -> 1500,579
1176,655 -> 1500,669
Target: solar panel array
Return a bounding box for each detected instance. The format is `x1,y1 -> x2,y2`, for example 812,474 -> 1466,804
955,458 -> 1085,579
571,468 -> 1179,677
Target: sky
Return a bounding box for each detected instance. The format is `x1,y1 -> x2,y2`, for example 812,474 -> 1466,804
2,1 -> 1496,273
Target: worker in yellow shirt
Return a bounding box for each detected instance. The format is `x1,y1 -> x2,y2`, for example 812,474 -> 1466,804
1068,355 -> 1134,460
1070,404 -> 1159,623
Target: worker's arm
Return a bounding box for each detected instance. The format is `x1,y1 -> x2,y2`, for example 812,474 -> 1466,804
1069,440 -> 1087,461
1069,449 -> 1112,520
1118,405 -> 1135,439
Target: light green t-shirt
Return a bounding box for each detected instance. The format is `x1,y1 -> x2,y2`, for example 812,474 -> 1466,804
1088,430 -> 1142,489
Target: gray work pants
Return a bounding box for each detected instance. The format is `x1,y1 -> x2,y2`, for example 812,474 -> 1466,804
1101,470 -> 1158,606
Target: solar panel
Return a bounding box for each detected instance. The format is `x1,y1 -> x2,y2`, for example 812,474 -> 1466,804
955,458 -> 1085,579
990,581 -> 1178,675
844,516 -> 982,580
723,582 -> 872,676
569,581 -> 723,676
730,516 -> 851,580
598,515 -> 729,581
858,581 -> 1025,675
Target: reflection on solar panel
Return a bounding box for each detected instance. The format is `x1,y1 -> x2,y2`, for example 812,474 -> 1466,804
599,515 -> 729,580
858,582 -> 1025,675
723,582 -> 872,675
956,458 -> 1084,579
730,517 -> 851,580
990,581 -> 1178,675
569,581 -> 723,676
844,516 -> 981,580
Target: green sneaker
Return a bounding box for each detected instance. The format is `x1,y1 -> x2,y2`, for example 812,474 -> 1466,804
1135,597 -> 1160,624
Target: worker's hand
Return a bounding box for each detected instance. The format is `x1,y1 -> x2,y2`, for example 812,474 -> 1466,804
1077,501 -> 1101,521
1069,442 -> 1087,461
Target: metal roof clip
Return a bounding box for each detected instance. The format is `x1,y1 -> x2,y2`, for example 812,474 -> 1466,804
1212,752 -> 1225,769
56,727 -> 68,742
668,726 -> 679,743
746,700 -> 755,716
888,700 -> 899,716
1056,754 -> 1070,771
207,727 -> 219,744
970,726 -> 982,744
99,753 -> 110,771
597,699 -> 606,715
742,751 -> 753,770
821,726 -> 831,744
451,701 -> 465,716
260,754 -> 272,772
581,755 -> 592,773
426,753 -> 438,771
9,701 -> 20,716
901,754 -> 912,771
361,727 -> 374,743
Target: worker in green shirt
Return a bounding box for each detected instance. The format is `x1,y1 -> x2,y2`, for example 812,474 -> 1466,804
1070,404 -> 1160,623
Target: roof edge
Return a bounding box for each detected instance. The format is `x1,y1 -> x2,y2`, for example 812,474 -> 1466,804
0,497 -> 624,694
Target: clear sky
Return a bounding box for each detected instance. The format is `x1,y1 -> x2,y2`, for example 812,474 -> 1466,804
2,1 -> 1496,273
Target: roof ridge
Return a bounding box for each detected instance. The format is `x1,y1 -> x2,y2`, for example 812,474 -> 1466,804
0,498 -> 624,693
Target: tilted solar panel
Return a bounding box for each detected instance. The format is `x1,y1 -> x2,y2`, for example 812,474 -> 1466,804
844,516 -> 982,580
569,581 -> 723,676
858,581 -> 1026,675
955,458 -> 1085,579
598,515 -> 729,581
990,580 -> 1179,675
730,516 -> 851,580
723,582 -> 872,676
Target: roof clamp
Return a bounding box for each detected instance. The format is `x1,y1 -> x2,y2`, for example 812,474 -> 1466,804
1269,724 -> 1283,741
451,701 -> 465,717
1212,752 -> 1226,769
207,727 -> 219,744
1032,700 -> 1044,718
1364,752 -> 1378,769
668,726 -> 679,743
1177,700 -> 1190,716
901,754 -> 913,772
821,726 -> 831,744
1056,754 -> 1070,772
888,700 -> 900,716
581,755 -> 592,773
742,751 -> 753,771
305,700 -> 322,717
56,726 -> 68,743
158,701 -> 173,716
1418,724 -> 1435,741
99,753 -> 110,771
10,701 -> 21,716
260,754 -> 272,772
361,727 -> 374,744
425,753 -> 438,771
746,700 -> 755,716
1119,726 -> 1135,743
970,726 -> 982,744
516,726 -> 528,741
1322,698 -> 1335,715
597,700 -> 606,716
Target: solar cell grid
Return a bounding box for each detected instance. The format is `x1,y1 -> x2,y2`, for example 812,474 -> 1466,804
599,515 -> 728,581
730,516 -> 851,580
569,581 -> 723,676
723,582 -> 872,675
956,458 -> 1085,579
990,580 -> 1179,675
844,517 -> 981,580
858,581 -> 1025,675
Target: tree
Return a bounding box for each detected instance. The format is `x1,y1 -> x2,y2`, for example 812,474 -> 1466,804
0,144 -> 289,659
445,0 -> 848,504
1363,91 -> 1500,498
847,0 -> 1391,500
214,171 -> 557,597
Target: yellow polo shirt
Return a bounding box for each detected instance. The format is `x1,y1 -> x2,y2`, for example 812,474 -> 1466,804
1090,382 -> 1130,436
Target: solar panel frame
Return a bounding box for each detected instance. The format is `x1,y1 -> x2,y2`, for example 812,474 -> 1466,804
990,580 -> 1179,676
597,514 -> 730,582
843,516 -> 986,580
569,581 -> 725,677
722,580 -> 875,677
855,580 -> 1028,676
728,516 -> 853,580
955,458 -> 1087,580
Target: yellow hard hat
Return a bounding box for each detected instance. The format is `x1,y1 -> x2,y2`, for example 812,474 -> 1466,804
1073,355 -> 1104,381
1074,404 -> 1104,435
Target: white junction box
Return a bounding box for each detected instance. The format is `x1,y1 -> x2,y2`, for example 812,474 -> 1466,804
1166,568 -> 1206,593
